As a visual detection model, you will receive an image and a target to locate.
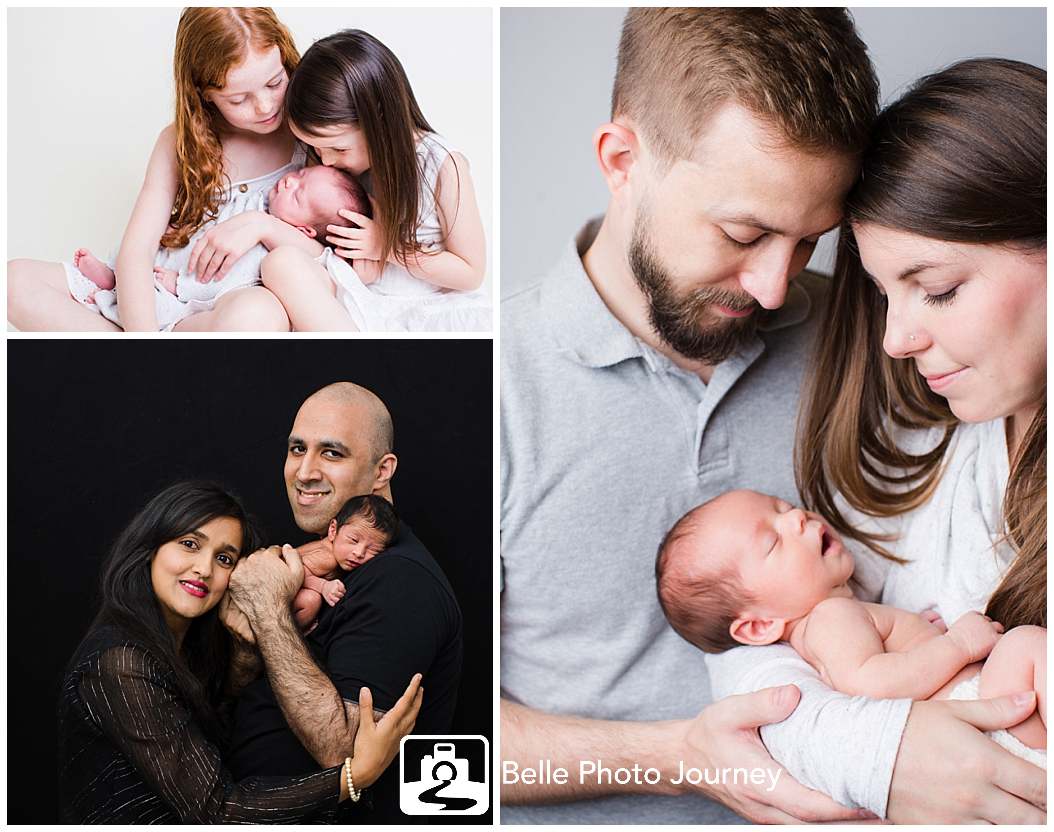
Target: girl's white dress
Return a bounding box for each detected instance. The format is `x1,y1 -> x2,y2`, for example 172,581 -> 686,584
322,132 -> 492,332
65,147 -> 307,331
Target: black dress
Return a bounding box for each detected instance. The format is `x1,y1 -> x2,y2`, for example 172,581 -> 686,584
58,623 -> 341,824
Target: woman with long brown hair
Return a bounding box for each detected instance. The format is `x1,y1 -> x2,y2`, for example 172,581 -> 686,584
8,8 -> 312,331
799,57 -> 1045,631
796,56 -> 1045,816
710,58 -> 1046,824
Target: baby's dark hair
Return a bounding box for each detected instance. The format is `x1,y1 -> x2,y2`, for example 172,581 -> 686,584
655,496 -> 755,654
334,494 -> 399,544
307,169 -> 372,241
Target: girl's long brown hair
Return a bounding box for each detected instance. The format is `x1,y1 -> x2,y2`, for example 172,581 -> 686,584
797,58 -> 1046,628
285,29 -> 443,267
162,8 -> 300,249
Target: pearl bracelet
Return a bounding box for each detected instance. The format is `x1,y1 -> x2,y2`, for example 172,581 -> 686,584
344,756 -> 361,802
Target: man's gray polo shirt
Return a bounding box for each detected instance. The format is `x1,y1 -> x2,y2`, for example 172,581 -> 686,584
500,220 -> 827,825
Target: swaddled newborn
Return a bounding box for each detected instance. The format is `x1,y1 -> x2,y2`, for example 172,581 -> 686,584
656,489 -> 1046,761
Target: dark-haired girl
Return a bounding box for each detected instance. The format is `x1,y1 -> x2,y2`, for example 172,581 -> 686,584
711,59 -> 1046,822
58,481 -> 421,823
262,29 -> 489,331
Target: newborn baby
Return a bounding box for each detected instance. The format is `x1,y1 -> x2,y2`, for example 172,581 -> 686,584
656,489 -> 1046,757
292,494 -> 399,632
72,166 -> 370,327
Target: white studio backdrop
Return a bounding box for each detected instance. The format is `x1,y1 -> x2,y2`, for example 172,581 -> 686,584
7,7 -> 493,290
500,7 -> 1047,295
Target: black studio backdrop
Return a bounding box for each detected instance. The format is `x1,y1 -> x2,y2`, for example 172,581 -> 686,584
8,340 -> 493,824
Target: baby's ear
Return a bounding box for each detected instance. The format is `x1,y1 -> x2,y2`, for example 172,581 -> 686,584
730,615 -> 786,646
295,225 -> 318,238
327,519 -> 338,542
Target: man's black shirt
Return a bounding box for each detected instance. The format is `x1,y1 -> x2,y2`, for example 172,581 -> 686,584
228,523 -> 463,821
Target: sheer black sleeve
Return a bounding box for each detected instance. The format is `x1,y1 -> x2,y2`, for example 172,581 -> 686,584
77,644 -> 341,824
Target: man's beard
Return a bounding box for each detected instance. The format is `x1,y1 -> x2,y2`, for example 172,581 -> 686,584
628,219 -> 758,364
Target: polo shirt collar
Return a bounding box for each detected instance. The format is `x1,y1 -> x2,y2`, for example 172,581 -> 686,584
543,218 -> 813,369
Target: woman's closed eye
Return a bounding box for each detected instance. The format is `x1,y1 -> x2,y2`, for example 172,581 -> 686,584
923,285 -> 960,307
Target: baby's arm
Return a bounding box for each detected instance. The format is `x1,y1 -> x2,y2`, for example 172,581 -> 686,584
113,125 -> 180,330
296,541 -> 345,606
804,599 -> 1001,700
186,211 -> 324,284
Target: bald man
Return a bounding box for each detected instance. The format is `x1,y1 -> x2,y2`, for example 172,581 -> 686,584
224,383 -> 464,821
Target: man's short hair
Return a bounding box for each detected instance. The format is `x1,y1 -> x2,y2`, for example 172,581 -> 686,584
307,170 -> 371,241
655,499 -> 754,654
613,8 -> 879,165
334,494 -> 399,543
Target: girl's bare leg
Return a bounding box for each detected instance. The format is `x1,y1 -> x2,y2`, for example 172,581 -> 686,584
7,259 -> 120,331
173,285 -> 290,332
979,625 -> 1046,748
261,247 -> 359,332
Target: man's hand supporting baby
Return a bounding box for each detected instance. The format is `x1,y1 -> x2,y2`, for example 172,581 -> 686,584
501,689 -> 875,823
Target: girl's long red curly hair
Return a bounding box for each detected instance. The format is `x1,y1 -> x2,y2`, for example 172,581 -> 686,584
162,8 -> 299,249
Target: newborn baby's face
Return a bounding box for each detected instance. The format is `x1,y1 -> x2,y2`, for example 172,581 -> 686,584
267,166 -> 349,236
712,490 -> 854,618
331,516 -> 389,572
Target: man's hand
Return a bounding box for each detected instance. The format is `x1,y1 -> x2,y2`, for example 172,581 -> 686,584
679,685 -> 874,823
228,544 -> 305,626
219,594 -> 256,646
888,693 -> 1045,823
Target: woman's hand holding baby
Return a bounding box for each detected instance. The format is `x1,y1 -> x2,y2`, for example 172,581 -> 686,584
947,612 -> 1005,663
888,694 -> 1045,823
220,594 -> 257,646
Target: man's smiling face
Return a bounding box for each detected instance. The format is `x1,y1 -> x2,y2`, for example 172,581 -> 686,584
284,396 -> 383,535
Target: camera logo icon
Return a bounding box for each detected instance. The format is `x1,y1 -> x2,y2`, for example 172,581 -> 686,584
399,735 -> 490,816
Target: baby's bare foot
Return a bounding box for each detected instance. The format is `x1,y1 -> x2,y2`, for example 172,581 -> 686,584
73,248 -> 116,290
153,266 -> 179,295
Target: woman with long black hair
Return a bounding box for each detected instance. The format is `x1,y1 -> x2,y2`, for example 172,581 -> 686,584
58,481 -> 421,823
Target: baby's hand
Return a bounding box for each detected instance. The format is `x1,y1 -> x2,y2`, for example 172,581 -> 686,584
921,608 -> 948,633
947,611 -> 1004,662
322,579 -> 346,607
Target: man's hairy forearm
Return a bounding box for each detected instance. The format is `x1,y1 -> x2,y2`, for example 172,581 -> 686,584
253,609 -> 364,768
225,642 -> 262,698
500,698 -> 687,805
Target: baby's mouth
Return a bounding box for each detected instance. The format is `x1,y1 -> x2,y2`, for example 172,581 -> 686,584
820,528 -> 836,557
